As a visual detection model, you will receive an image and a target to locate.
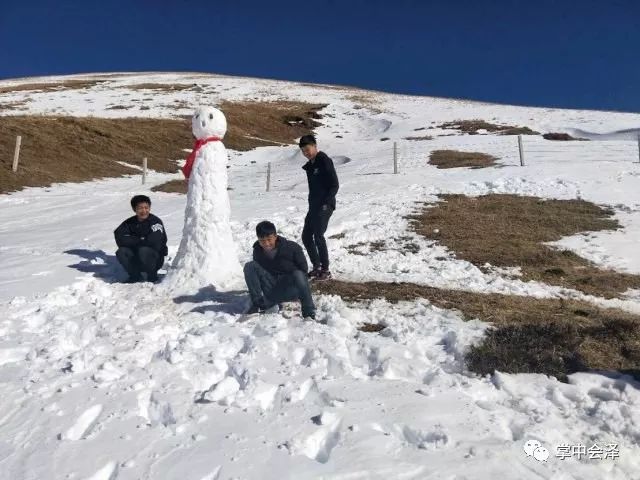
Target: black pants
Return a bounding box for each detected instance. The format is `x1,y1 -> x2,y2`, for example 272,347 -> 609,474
243,261 -> 316,317
116,246 -> 164,280
302,206 -> 333,270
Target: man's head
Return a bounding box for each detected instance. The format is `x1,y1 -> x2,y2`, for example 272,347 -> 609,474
299,134 -> 318,161
131,195 -> 151,221
256,220 -> 277,251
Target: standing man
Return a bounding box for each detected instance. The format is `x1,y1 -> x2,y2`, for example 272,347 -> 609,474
299,134 -> 339,281
114,195 -> 168,283
243,221 -> 316,320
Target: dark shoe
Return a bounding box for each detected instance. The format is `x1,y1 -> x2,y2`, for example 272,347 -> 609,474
308,266 -> 322,279
303,313 -> 316,321
124,275 -> 142,283
315,269 -> 332,281
147,273 -> 159,283
245,303 -> 263,315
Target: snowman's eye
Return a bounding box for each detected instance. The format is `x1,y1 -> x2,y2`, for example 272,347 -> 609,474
209,114 -> 213,120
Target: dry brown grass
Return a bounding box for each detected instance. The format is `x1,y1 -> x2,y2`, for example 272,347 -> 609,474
409,194 -> 640,298
404,135 -> 433,141
347,94 -> 383,114
358,323 -> 387,333
151,179 -> 188,194
439,119 -> 539,136
220,100 -> 325,150
1,101 -> 325,194
0,116 -> 192,194
543,132 -> 587,141
313,280 -> 640,381
0,79 -> 105,94
429,150 -> 497,169
125,83 -> 200,92
0,99 -> 29,111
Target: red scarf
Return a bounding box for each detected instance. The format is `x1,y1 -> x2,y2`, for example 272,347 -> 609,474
181,136 -> 222,179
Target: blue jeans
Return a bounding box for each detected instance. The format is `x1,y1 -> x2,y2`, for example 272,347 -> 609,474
243,261 -> 316,317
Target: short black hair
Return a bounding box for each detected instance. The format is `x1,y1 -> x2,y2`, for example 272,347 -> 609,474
131,195 -> 151,210
298,134 -> 317,148
256,220 -> 277,238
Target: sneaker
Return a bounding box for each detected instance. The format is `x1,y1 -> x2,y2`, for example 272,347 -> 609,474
303,313 -> 316,321
315,269 -> 332,281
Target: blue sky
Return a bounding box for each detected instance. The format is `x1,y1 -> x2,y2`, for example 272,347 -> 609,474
1,0 -> 639,112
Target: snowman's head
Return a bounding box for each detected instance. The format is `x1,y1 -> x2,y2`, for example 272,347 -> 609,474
191,106 -> 227,140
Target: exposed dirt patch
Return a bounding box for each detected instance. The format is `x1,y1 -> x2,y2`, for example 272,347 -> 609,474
313,279 -> 640,381
429,150 -> 497,169
409,194 -> 640,298
439,119 -> 539,136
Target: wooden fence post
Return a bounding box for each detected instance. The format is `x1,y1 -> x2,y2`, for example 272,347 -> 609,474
393,141 -> 398,174
12,136 -> 22,172
518,135 -> 525,166
142,157 -> 148,184
266,162 -> 271,192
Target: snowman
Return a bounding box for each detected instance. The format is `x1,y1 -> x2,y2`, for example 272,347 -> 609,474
166,106 -> 241,291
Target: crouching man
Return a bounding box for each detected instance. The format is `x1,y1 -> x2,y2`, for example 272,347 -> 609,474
244,221 -> 316,320
114,195 -> 168,283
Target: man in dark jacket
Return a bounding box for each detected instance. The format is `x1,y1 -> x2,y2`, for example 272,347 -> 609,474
300,134 -> 339,281
114,195 -> 168,283
243,221 -> 316,319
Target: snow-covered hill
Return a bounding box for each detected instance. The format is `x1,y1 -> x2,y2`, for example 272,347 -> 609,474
1,72 -> 639,479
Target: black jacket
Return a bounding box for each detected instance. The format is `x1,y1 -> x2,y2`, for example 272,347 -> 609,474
252,236 -> 308,276
302,151 -> 339,211
114,213 -> 168,256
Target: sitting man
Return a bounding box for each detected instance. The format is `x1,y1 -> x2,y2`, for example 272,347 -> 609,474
114,195 -> 168,283
244,221 -> 316,320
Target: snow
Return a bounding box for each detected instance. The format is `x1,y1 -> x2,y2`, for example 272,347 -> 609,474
0,72 -> 639,479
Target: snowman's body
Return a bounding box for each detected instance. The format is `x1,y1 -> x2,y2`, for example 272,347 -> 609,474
167,107 -> 241,291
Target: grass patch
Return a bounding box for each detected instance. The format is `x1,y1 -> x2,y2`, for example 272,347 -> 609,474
543,132 -> 587,141
2,101 -> 325,194
409,194 -> 640,298
0,99 -> 29,111
439,119 -> 539,136
153,100 -> 326,193
358,323 -> 387,333
429,150 -> 497,169
0,116 -> 191,194
0,79 -> 105,94
125,83 -> 200,92
151,179 -> 188,194
219,100 -> 326,151
404,135 -> 433,141
313,279 -> 640,381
